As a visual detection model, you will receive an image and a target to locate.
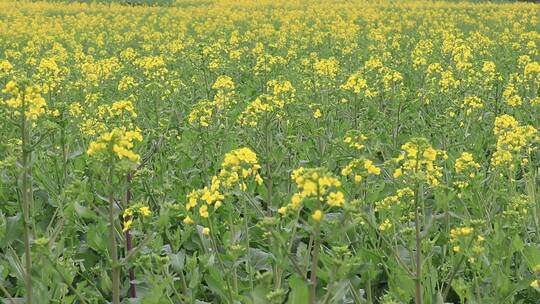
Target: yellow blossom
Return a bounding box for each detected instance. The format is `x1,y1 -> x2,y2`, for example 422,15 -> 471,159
312,209 -> 323,222
139,206 -> 151,217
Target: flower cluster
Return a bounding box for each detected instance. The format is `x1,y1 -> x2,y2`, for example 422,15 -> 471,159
35,57 -> 67,93
461,96 -> 484,116
314,57 -> 339,79
342,56 -> 404,99
135,55 -> 168,79
373,187 -> 416,233
530,264 -> 540,291
109,98 -> 138,118
450,225 -> 484,262
481,61 -> 501,86
379,219 -> 392,232
118,75 -> 137,91
450,226 -> 474,253
237,80 -> 295,126
453,152 -> 481,189
212,75 -> 236,110
1,80 -> 47,120
218,147 -> 263,189
279,167 -> 345,222
341,71 -> 368,94
393,138 -> 446,187
79,58 -> 120,85
381,67 -> 403,91
86,127 -> 143,162
182,148 -> 262,233
438,70 -> 460,93
524,61 -> 540,83
0,60 -> 13,74
122,203 -> 152,232
343,130 -> 368,151
183,176 -> 224,225
502,81 -> 522,107
188,100 -> 214,128
312,107 -> 322,119
491,114 -> 538,168
267,79 -> 296,103
502,195 -> 532,225
374,187 -> 414,212
253,49 -> 287,76
341,158 -> 380,183
187,76 -> 236,128
237,96 -> 272,127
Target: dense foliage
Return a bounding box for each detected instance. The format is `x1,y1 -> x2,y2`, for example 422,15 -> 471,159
0,0 -> 540,303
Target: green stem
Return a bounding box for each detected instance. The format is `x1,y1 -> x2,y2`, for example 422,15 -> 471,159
349,281 -> 362,304
242,196 -> 254,292
366,279 -> 373,304
263,114 -> 274,209
309,224 -> 321,304
0,281 -> 16,304
358,213 -> 414,277
163,268 -> 186,303
60,114 -> 68,186
108,161 -> 120,304
45,255 -> 89,304
443,237 -> 474,300
227,213 -> 238,294
178,267 -> 190,303
207,216 -> 234,303
269,229 -> 308,282
21,95 -> 33,304
414,186 -> 423,304
524,160 -> 539,242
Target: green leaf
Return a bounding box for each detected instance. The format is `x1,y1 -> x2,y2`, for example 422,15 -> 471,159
205,266 -> 227,301
74,201 -> 95,220
170,250 -> 186,273
288,275 -> 308,304
387,262 -> 415,301
87,222 -> 108,255
511,235 -> 525,253
246,286 -> 271,304
329,280 -> 350,303
523,245 -> 540,270
249,248 -> 272,271
1,214 -> 22,248
188,267 -> 201,289
141,279 -> 168,304
99,269 -> 112,294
